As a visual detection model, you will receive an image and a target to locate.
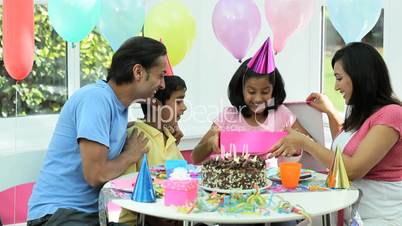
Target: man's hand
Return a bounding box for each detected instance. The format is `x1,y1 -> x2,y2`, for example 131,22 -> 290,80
125,128 -> 150,163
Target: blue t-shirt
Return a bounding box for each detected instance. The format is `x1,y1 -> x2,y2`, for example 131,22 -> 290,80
28,80 -> 128,220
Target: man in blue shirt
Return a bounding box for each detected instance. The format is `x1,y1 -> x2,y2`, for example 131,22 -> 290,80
27,37 -> 167,226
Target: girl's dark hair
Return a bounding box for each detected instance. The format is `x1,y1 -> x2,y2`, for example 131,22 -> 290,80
141,75 -> 187,115
107,36 -> 167,85
228,58 -> 286,118
332,42 -> 401,131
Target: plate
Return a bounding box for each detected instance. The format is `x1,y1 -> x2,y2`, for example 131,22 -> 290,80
266,168 -> 314,182
200,179 -> 273,194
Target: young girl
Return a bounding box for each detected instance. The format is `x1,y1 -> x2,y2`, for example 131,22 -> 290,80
191,38 -> 308,167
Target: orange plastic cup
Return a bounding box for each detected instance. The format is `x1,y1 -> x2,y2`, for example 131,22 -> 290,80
279,162 -> 302,189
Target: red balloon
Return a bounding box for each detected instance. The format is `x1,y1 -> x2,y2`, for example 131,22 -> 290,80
2,0 -> 34,81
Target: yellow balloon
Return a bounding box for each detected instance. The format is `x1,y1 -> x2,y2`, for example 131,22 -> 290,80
144,0 -> 196,66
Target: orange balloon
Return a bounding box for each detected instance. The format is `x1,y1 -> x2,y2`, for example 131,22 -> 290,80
2,0 -> 35,81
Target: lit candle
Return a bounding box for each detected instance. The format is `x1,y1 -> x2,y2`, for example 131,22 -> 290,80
244,144 -> 250,159
220,144 -> 225,160
233,144 -> 237,158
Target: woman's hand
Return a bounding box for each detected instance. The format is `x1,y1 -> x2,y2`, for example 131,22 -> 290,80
268,128 -> 311,158
306,92 -> 336,114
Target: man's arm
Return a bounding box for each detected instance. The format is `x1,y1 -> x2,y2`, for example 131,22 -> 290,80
80,128 -> 149,187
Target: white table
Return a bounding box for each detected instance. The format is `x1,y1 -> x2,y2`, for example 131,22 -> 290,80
108,173 -> 359,225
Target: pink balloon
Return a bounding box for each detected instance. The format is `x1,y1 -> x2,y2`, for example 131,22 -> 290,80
265,0 -> 315,53
212,0 -> 261,61
2,0 -> 35,81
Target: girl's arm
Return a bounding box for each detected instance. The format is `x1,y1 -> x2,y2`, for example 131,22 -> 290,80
191,124 -> 220,164
271,125 -> 399,180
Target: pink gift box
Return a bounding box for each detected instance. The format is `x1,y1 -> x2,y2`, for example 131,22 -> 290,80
163,179 -> 198,206
220,131 -> 288,155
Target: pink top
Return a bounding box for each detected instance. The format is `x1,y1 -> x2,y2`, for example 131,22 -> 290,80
342,104 -> 402,181
214,105 -> 296,131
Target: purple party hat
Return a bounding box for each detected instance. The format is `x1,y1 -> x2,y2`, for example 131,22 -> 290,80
131,153 -> 156,202
247,37 -> 276,74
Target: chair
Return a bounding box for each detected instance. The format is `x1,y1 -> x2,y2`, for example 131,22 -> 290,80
0,150 -> 46,225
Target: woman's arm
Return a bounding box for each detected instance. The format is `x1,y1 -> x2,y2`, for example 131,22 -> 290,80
292,119 -> 310,137
307,93 -> 343,139
191,124 -> 220,164
271,125 -> 399,180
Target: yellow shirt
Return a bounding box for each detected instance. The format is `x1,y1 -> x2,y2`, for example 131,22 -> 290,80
120,121 -> 184,224
124,120 -> 184,174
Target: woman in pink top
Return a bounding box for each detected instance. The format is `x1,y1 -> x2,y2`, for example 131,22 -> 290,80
271,42 -> 402,225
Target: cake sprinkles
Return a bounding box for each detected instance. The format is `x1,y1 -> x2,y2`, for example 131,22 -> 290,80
201,155 -> 268,190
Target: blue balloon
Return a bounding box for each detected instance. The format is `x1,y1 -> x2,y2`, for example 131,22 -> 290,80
48,0 -> 101,42
98,0 -> 145,51
327,0 -> 383,44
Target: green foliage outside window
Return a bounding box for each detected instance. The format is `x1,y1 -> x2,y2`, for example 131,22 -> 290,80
0,4 -> 112,118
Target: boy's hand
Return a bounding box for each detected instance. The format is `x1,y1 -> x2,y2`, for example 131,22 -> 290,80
164,123 -> 184,144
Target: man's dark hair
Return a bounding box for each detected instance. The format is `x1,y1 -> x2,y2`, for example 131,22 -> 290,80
141,75 -> 187,115
107,36 -> 167,85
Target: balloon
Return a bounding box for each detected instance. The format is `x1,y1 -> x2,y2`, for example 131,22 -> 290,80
48,0 -> 101,42
98,0 -> 145,51
212,0 -> 261,61
144,0 -> 196,66
2,0 -> 34,81
265,0 -> 315,53
327,0 -> 383,44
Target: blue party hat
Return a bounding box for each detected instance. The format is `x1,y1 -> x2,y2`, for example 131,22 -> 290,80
131,154 -> 156,202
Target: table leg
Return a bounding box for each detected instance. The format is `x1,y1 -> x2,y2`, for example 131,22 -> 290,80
137,213 -> 145,226
321,214 -> 331,226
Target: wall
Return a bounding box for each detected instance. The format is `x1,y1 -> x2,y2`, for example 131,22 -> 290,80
0,0 -> 401,155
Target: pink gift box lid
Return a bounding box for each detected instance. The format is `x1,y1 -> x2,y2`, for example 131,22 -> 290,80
163,179 -> 198,191
220,131 -> 288,155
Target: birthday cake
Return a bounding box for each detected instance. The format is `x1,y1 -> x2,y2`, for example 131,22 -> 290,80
201,155 -> 268,190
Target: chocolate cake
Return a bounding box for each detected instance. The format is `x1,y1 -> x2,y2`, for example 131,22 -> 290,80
201,155 -> 268,190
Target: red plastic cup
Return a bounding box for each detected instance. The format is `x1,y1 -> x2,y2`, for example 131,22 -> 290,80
279,162 -> 302,189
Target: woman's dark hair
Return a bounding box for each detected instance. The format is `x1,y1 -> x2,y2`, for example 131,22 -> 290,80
141,75 -> 187,115
332,42 -> 401,131
228,58 -> 286,118
107,36 -> 167,85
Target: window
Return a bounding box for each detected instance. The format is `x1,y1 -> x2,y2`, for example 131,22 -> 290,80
80,30 -> 113,87
0,4 -> 67,117
323,9 -> 384,112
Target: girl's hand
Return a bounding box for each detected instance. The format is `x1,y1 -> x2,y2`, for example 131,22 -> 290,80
306,92 -> 336,114
268,128 -> 310,158
209,126 -> 220,154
